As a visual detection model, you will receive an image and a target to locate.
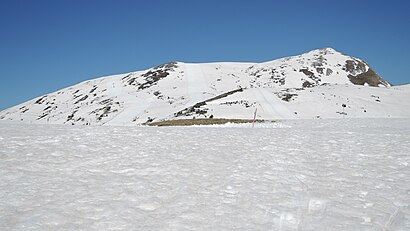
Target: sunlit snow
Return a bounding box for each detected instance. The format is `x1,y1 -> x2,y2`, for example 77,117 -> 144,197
1,119 -> 409,230
2,48 -> 408,126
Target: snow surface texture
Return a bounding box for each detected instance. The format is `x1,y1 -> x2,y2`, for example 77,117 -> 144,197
1,48 -> 408,125
1,119 -> 409,230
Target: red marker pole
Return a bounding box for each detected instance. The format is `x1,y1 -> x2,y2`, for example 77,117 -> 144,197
253,108 -> 258,128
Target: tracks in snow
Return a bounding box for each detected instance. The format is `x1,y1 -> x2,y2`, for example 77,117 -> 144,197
251,88 -> 296,119
185,63 -> 208,106
103,73 -> 153,125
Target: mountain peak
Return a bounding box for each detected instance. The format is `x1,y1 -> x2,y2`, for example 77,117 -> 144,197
315,47 -> 338,54
302,47 -> 341,57
1,49 -> 405,125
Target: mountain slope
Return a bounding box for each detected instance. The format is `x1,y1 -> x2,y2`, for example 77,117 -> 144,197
1,48 -> 409,125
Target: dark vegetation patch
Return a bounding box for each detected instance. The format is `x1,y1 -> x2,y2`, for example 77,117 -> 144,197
89,86 -> 98,93
153,91 -> 165,100
271,75 -> 285,85
74,95 -> 88,104
246,66 -> 285,87
302,81 -> 313,88
91,104 -> 119,121
145,117 -> 154,123
125,62 -> 178,90
174,88 -> 244,117
274,88 -> 302,102
73,94 -> 83,99
206,88 -> 244,102
145,118 -> 265,126
36,105 -> 57,121
76,117 -> 86,122
35,103 -> 57,120
37,114 -> 49,120
35,95 -> 48,104
19,106 -> 29,113
312,61 -> 323,68
154,62 -> 178,70
137,70 -> 170,90
300,69 -> 314,77
300,69 -> 321,87
220,100 -> 254,108
281,93 -> 298,102
371,95 -> 381,102
99,98 -> 113,105
97,106 -> 112,120
67,110 -> 78,122
122,73 -> 132,80
174,101 -> 208,117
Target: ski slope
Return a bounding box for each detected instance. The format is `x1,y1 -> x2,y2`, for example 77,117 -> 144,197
1,119 -> 409,230
103,74 -> 153,125
185,63 -> 208,106
0,48 -> 407,125
251,88 -> 296,119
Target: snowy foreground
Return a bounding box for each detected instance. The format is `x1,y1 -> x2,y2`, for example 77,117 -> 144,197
0,119 -> 409,230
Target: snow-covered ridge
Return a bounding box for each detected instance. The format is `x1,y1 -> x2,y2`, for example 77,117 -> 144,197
1,48 -> 408,125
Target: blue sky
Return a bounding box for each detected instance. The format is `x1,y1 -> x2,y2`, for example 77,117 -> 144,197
1,0 -> 409,109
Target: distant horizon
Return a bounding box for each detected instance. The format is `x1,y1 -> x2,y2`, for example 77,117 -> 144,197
1,0 -> 409,110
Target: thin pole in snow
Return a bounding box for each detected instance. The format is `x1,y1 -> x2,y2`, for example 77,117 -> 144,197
253,108 -> 258,128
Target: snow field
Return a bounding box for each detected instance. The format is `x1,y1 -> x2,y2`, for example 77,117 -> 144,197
0,119 -> 409,230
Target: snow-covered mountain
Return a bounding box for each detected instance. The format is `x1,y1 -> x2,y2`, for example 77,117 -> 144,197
1,48 -> 409,125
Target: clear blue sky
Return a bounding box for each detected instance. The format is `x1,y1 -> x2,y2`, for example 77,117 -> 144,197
1,0 -> 409,110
